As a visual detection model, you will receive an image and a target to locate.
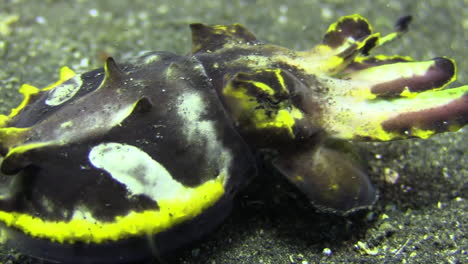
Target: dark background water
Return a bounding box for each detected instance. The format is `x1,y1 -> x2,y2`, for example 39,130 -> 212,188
0,0 -> 466,263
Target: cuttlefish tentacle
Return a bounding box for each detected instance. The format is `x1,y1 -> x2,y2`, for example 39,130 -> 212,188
299,15 -> 468,141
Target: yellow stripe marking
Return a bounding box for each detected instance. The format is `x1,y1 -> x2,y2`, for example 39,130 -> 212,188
0,176 -> 225,244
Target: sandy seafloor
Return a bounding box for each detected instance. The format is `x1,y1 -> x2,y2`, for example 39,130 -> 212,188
0,0 -> 467,263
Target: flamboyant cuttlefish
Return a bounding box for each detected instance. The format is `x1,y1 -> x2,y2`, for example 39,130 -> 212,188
0,14 -> 466,263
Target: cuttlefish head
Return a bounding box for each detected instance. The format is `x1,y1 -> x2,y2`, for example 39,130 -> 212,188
219,14 -> 467,214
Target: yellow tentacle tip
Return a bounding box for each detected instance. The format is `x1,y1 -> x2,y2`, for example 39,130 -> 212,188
59,66 -> 76,81
0,115 -> 8,128
7,84 -> 41,118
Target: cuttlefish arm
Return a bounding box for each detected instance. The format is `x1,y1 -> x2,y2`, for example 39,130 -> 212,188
272,14 -> 467,214
308,15 -> 467,141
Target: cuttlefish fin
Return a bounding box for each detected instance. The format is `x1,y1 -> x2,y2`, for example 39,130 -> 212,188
273,140 -> 377,214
